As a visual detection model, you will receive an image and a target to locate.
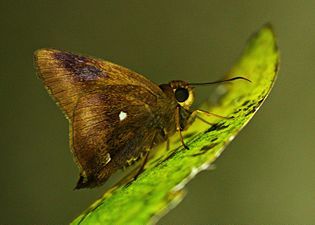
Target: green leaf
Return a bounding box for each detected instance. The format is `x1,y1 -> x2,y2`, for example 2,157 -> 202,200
71,24 -> 279,225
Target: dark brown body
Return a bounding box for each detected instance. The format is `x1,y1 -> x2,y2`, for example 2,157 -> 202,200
34,49 -> 195,188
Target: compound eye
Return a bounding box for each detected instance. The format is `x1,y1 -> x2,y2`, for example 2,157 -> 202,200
175,87 -> 189,102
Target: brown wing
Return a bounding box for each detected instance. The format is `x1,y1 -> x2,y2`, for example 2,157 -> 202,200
34,48 -> 163,120
72,85 -> 161,188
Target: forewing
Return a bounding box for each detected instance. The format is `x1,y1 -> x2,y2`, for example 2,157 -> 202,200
34,48 -> 162,120
71,85 -> 159,180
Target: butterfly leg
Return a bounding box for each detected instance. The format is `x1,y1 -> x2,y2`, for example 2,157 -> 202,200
175,106 -> 189,149
133,150 -> 150,180
196,109 -> 230,119
137,129 -> 161,172
196,115 -> 216,126
166,137 -> 170,151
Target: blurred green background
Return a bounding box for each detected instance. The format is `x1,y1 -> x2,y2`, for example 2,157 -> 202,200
1,1 -> 314,224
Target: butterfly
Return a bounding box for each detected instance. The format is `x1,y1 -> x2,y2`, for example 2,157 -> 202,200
34,49 -> 249,189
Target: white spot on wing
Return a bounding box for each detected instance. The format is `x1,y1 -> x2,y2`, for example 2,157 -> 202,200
119,111 -> 127,121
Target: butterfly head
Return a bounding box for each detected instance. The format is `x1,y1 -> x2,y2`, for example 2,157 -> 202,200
167,80 -> 195,110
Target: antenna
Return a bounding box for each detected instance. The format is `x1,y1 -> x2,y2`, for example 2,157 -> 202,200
190,76 -> 251,86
